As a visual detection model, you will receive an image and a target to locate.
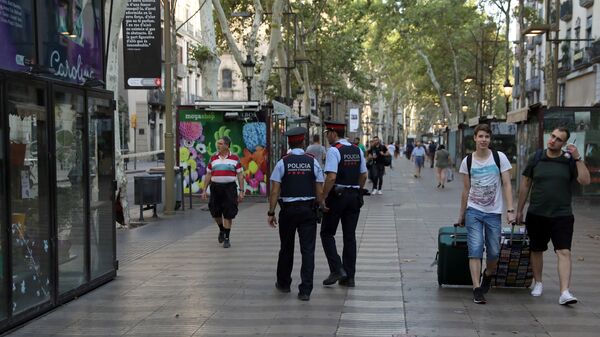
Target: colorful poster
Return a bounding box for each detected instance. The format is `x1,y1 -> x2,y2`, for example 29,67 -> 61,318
37,0 -> 104,84
178,109 -> 269,196
0,0 -> 35,71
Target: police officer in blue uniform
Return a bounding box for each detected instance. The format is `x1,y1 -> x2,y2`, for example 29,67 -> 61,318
268,127 -> 324,301
321,121 -> 368,288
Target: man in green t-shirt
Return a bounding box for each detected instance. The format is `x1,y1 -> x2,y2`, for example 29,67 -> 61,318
516,127 -> 590,305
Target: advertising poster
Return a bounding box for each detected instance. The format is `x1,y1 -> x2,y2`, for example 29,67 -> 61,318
178,109 -> 269,196
0,0 -> 35,71
123,0 -> 162,89
36,0 -> 104,84
349,108 -> 359,132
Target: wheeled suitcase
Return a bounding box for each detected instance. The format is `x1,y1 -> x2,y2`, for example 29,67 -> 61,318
492,224 -> 533,288
436,224 -> 472,286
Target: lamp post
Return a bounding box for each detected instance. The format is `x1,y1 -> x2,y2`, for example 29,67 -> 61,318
242,53 -> 255,100
502,78 -> 513,114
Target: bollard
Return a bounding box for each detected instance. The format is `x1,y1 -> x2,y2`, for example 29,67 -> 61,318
138,182 -> 144,221
180,166 -> 185,211
188,167 -> 193,209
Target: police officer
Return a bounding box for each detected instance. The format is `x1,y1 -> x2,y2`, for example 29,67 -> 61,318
320,121 -> 368,288
268,127 -> 324,301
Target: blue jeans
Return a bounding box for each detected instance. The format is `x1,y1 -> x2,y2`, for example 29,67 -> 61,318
465,207 -> 501,261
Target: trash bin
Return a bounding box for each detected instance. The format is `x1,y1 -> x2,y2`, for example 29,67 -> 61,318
134,175 -> 162,205
147,167 -> 183,210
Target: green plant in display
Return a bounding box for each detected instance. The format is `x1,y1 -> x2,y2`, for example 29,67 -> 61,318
207,126 -> 242,156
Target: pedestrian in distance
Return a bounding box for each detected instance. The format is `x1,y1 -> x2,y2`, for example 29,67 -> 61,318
306,134 -> 327,169
428,141 -> 437,168
268,127 -> 324,301
394,141 -> 400,159
320,121 -> 368,288
405,142 -> 414,160
366,136 -> 389,194
387,142 -> 396,169
458,124 -> 515,304
516,127 -> 590,305
353,137 -> 367,156
411,141 -> 426,178
434,144 -> 451,189
201,136 -> 245,248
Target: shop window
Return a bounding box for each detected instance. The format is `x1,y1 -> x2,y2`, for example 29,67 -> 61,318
8,82 -> 52,313
222,69 -> 233,89
88,98 -> 115,278
53,89 -> 86,294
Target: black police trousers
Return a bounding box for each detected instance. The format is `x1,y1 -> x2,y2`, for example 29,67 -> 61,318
320,188 -> 362,278
277,201 -> 317,295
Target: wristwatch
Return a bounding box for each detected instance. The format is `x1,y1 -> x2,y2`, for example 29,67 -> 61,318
267,211 -> 275,216
574,156 -> 582,161
507,209 -> 515,213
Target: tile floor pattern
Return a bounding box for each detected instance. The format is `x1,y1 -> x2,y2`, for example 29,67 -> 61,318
5,157 -> 600,337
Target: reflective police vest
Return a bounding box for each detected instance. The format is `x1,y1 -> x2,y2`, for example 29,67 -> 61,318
281,154 -> 316,198
334,143 -> 361,186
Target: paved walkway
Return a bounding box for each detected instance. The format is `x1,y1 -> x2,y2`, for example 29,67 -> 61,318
7,157 -> 600,337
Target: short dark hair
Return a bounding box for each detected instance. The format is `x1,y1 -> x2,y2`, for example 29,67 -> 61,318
221,136 -> 231,147
289,140 -> 304,149
474,124 -> 492,136
554,127 -> 570,141
333,129 -> 345,138
438,145 -> 445,150
312,134 -> 320,143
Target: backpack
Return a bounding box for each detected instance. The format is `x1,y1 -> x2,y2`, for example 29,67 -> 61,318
466,150 -> 501,183
531,149 -> 576,180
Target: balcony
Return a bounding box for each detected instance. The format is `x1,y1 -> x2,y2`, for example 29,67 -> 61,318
580,0 -> 594,8
573,48 -> 592,69
560,0 -> 572,22
525,76 -> 541,92
558,56 -> 572,77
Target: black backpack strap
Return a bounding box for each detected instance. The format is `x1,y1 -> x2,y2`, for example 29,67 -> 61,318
533,149 -> 544,168
492,149 -> 501,173
467,154 -> 473,181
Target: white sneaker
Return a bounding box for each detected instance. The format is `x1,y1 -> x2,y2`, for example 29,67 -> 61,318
558,290 -> 578,305
530,282 -> 543,297
371,189 -> 378,194
376,190 -> 383,195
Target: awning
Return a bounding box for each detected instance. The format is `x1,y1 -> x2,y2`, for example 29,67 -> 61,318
272,100 -> 292,118
506,107 -> 529,123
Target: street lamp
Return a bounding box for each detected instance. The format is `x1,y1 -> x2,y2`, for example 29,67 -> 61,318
241,53 -> 255,100
502,78 -> 513,113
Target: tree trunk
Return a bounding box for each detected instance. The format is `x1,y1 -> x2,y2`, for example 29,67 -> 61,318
212,0 -> 283,101
104,0 -> 129,227
518,0 -> 526,108
200,0 -> 219,99
416,49 -> 451,119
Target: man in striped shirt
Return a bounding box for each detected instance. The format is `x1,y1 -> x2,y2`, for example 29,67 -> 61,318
201,136 -> 245,248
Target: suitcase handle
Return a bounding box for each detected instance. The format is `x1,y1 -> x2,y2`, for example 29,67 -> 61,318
507,221 -> 527,244
451,223 -> 466,246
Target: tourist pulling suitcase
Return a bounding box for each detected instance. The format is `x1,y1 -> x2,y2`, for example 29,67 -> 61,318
436,224 -> 472,286
492,223 -> 533,288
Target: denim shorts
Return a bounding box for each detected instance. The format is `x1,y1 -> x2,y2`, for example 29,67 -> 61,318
465,207 -> 501,260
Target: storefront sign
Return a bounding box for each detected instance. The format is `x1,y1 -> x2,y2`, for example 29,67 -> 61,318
0,0 -> 35,72
36,0 -> 104,84
179,110 -> 224,123
123,0 -> 162,89
349,108 -> 359,132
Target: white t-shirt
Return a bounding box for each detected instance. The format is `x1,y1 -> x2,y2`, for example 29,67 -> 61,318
459,151 -> 512,214
387,144 -> 396,154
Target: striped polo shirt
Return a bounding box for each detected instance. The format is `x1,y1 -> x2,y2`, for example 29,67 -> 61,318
207,152 -> 243,183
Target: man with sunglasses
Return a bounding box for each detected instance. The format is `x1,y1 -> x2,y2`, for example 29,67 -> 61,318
516,127 -> 590,305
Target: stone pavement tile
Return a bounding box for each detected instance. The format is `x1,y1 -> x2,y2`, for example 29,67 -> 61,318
405,327 -> 480,337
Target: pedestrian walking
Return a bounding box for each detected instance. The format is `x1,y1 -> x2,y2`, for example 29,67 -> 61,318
405,142 -> 414,160
353,137 -> 366,155
387,142 -> 396,169
434,144 -> 451,188
428,141 -> 437,168
201,136 -> 245,248
516,127 -> 590,305
366,136 -> 389,194
411,141 -> 426,178
457,124 -> 515,304
306,134 -> 327,168
394,141 -> 400,159
321,121 -> 368,288
268,127 -> 324,301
